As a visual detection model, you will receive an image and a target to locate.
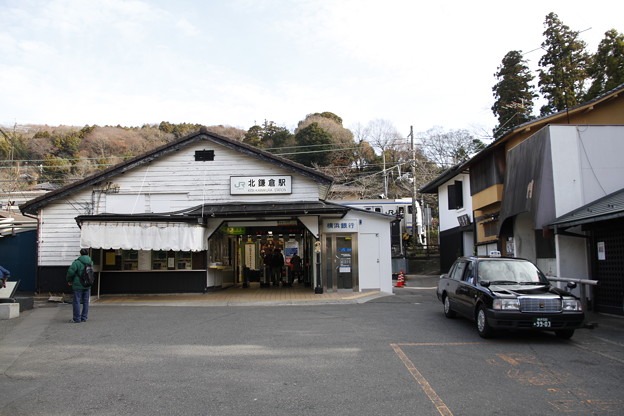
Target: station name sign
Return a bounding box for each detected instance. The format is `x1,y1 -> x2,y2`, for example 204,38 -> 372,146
230,176 -> 292,195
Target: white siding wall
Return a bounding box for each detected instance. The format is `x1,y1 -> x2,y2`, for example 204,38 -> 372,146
99,143 -> 321,214
39,191 -> 93,265
38,142 -> 323,266
438,173 -> 472,232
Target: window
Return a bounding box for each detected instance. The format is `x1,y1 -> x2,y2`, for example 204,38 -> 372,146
450,261 -> 467,280
195,150 -> 215,161
176,251 -> 192,270
447,181 -> 463,210
98,249 -> 205,270
483,221 -> 497,237
462,262 -> 474,283
152,251 -> 169,270
123,250 -> 138,270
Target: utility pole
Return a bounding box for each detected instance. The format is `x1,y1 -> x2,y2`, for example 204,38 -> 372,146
409,126 -> 417,245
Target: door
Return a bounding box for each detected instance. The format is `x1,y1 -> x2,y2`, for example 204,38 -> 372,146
443,260 -> 466,314
324,234 -> 357,291
336,235 -> 353,289
455,261 -> 477,315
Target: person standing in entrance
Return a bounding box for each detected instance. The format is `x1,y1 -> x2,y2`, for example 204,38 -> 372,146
289,252 -> 302,286
271,248 -> 284,286
66,248 -> 93,323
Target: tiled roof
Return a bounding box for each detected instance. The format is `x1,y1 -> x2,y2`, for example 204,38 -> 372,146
549,188 -> 624,229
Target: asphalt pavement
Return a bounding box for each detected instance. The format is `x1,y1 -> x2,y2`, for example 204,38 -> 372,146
401,274 -> 624,364
0,273 -> 623,415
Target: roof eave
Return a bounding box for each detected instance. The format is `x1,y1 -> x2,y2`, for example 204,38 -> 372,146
21,128 -> 334,215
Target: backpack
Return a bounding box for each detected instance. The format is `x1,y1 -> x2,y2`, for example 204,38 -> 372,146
80,263 -> 95,288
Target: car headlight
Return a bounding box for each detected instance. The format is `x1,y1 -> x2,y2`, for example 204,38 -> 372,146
562,299 -> 582,311
493,298 -> 520,310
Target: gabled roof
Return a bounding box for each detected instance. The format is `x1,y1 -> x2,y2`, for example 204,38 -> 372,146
423,82 -> 624,189
549,188 -> 624,230
419,163 -> 467,194
20,128 -> 334,215
495,82 -> 624,141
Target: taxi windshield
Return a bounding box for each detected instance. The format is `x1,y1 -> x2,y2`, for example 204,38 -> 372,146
477,260 -> 547,284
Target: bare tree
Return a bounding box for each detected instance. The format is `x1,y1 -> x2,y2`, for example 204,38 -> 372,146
418,126 -> 485,168
367,119 -> 403,198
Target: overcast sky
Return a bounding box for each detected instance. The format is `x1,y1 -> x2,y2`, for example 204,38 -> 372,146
1,0 -> 622,139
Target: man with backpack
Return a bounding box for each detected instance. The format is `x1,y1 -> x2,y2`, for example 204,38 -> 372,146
66,248 -> 94,323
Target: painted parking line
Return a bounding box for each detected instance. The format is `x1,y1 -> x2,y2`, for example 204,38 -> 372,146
391,343 -> 461,416
391,343 -> 624,415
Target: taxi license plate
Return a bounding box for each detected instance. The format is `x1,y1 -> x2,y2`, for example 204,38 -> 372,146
533,317 -> 551,328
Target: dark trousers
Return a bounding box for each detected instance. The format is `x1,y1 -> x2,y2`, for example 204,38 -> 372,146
72,289 -> 90,322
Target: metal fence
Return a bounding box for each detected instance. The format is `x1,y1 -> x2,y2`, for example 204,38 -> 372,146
546,276 -> 599,312
0,218 -> 38,237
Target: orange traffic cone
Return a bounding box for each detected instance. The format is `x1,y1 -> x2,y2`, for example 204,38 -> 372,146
395,270 -> 405,288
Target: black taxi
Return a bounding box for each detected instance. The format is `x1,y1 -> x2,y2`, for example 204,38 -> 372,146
436,254 -> 585,338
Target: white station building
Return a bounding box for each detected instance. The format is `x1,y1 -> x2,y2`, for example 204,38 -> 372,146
21,129 -> 394,296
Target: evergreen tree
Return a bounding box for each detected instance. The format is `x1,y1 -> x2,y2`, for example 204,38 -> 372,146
492,50 -> 536,138
585,29 -> 624,100
295,112 -> 354,167
242,120 -> 294,150
292,122 -> 333,167
538,12 -> 590,116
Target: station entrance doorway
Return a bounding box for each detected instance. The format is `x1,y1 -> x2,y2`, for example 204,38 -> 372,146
225,221 -> 315,289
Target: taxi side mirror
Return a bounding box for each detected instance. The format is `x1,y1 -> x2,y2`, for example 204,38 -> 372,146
480,280 -> 491,288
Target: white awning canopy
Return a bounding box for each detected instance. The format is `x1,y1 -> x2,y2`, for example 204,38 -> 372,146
80,221 -> 207,252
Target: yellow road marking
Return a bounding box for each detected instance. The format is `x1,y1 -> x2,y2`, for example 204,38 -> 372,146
391,343 -> 454,416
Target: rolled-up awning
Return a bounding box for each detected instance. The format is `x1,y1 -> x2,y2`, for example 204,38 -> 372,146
80,221 -> 207,252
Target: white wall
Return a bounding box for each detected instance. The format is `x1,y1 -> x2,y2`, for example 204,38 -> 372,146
438,172 -> 472,233
100,142 -> 321,214
341,211 -> 393,293
514,212 -> 537,261
550,125 -> 624,217
462,232 -> 474,256
37,141 -> 324,266
555,229 -> 589,278
39,190 -> 93,265
550,125 -> 623,279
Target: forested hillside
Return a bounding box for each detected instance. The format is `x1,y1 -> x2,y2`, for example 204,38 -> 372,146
0,122 -> 246,189
1,113 -> 477,210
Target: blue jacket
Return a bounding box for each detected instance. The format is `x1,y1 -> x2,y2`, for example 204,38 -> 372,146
0,265 -> 9,280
